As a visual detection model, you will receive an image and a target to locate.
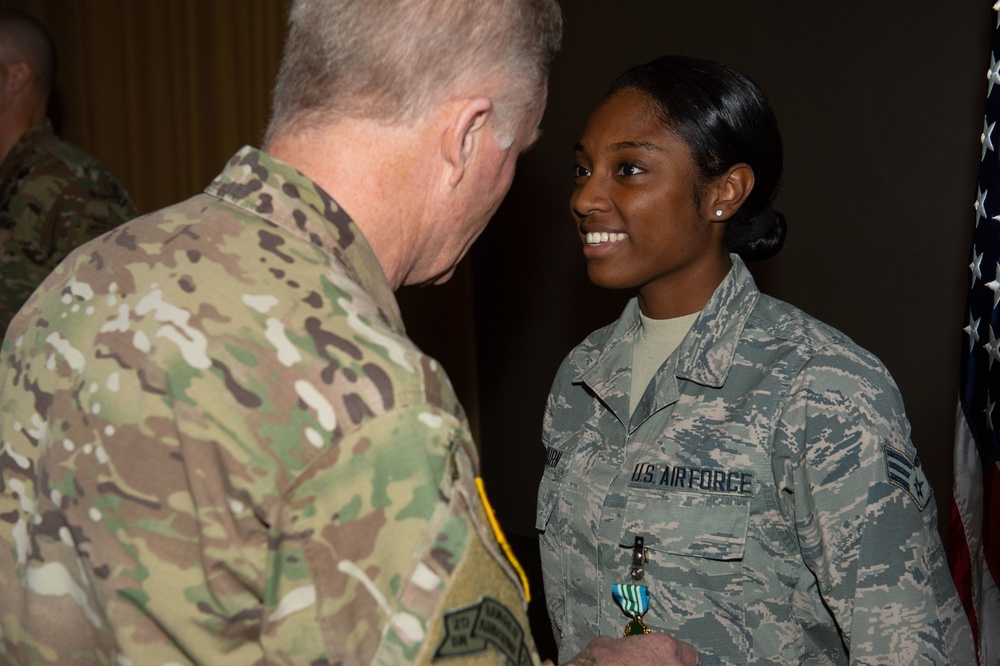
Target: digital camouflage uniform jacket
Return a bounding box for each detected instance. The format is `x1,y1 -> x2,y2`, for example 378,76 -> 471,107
0,147 -> 542,665
537,257 -> 974,665
0,119 -> 136,335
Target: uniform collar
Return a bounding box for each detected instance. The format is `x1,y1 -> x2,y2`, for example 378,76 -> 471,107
578,255 -> 760,428
675,254 -> 759,388
0,118 -> 54,188
205,146 -> 404,335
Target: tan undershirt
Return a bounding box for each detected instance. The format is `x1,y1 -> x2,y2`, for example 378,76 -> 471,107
629,310 -> 700,416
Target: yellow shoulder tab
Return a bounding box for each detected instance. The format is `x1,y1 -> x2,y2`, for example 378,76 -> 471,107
474,477 -> 530,602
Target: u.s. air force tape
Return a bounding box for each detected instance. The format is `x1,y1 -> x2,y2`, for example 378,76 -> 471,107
433,596 -> 532,665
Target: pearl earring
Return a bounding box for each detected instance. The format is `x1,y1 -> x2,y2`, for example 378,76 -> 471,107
715,210 -> 723,217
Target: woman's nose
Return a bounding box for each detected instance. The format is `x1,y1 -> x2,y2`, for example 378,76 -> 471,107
570,175 -> 607,219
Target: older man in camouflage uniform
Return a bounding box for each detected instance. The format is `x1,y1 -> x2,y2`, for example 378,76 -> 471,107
538,256 -> 974,664
0,10 -> 136,336
0,1 -> 701,665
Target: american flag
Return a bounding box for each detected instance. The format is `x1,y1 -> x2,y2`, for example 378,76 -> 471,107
949,5 -> 1000,663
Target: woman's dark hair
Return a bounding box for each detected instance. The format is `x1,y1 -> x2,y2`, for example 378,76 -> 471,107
606,55 -> 786,261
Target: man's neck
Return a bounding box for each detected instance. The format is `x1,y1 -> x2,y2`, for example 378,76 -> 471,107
265,117 -> 440,290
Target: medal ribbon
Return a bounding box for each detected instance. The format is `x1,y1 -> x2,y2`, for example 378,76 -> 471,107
612,583 -> 650,618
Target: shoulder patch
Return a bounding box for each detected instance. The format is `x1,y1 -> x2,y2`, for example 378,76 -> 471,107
433,596 -> 532,665
883,444 -> 932,511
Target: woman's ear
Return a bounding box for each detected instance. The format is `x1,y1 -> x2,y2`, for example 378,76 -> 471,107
705,164 -> 754,221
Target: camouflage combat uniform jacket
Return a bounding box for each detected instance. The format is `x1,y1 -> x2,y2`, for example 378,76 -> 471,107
537,257 -> 974,665
0,119 -> 136,335
0,147 -> 541,665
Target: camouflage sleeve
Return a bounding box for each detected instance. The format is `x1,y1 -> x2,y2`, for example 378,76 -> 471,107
272,402 -> 543,665
0,396 -> 542,665
0,165 -> 135,330
773,344 -> 974,664
537,381 -> 567,645
26,166 -> 136,269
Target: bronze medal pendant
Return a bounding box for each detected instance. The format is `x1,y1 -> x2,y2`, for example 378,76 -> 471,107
624,614 -> 651,637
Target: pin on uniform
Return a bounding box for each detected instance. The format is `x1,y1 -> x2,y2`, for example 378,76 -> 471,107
612,536 -> 651,637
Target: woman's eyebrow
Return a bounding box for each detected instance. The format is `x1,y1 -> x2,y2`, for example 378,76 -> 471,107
573,140 -> 663,153
608,140 -> 662,152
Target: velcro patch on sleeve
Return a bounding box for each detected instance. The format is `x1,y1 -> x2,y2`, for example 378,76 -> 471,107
433,597 -> 532,665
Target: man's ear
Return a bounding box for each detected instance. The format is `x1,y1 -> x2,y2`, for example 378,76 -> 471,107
4,61 -> 32,97
441,97 -> 494,188
705,163 -> 755,221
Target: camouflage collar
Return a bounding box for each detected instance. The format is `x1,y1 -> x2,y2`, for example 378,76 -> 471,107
0,118 -> 55,190
677,255 -> 759,387
579,255 -> 759,398
205,146 -> 403,333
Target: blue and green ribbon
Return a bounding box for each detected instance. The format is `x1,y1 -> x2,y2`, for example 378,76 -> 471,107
612,583 -> 650,617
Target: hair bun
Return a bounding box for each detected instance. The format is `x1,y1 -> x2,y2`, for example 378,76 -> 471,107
725,203 -> 786,261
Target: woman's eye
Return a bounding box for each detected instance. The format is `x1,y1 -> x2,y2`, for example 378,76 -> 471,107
618,163 -> 644,177
573,165 -> 591,178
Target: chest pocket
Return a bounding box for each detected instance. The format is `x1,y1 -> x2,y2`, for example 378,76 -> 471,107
620,488 -> 751,561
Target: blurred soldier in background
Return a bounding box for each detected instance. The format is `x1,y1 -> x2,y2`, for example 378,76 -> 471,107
0,9 -> 136,336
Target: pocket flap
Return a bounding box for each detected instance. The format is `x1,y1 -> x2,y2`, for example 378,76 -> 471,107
620,490 -> 750,561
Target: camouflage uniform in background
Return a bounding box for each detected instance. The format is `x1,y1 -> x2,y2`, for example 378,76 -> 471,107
537,256 -> 974,665
0,118 -> 137,335
0,146 -> 542,665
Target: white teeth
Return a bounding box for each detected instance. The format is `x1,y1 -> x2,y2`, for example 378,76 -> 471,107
585,232 -> 627,245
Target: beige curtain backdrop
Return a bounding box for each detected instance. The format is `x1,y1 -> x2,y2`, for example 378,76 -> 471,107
3,0 -> 289,214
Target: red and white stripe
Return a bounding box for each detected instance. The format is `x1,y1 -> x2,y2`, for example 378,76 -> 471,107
949,404 -> 1000,666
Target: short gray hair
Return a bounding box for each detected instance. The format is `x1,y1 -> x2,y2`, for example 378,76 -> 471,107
264,0 -> 562,145
0,9 -> 56,97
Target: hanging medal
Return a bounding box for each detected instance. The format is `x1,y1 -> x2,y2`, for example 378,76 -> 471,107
613,536 -> 651,636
